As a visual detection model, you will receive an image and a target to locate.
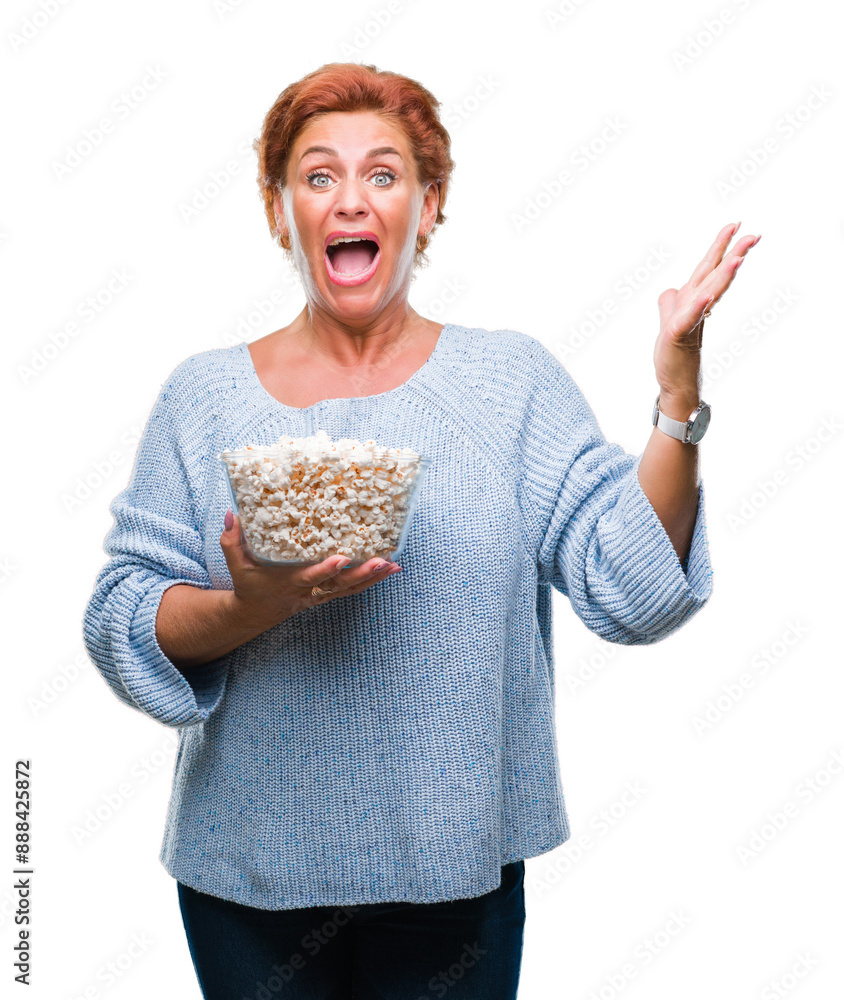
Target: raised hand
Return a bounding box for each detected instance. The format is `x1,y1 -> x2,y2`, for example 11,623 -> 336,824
654,221 -> 761,406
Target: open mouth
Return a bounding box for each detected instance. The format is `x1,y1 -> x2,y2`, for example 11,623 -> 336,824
324,238 -> 381,285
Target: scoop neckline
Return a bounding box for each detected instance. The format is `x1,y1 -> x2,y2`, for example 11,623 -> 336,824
239,322 -> 455,413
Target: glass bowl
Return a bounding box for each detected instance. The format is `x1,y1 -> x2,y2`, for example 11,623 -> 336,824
219,446 -> 432,567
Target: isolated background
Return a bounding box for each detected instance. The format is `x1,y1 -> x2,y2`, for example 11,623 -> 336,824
3,0 -> 842,997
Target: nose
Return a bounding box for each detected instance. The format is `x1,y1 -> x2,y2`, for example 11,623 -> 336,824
331,178 -> 370,219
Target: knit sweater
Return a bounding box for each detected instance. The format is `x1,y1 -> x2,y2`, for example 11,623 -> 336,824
82,321 -> 713,911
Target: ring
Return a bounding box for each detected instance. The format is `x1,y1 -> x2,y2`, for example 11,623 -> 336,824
311,585 -> 332,598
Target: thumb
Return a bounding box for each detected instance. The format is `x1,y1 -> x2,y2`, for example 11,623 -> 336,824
219,509 -> 249,568
657,288 -> 678,330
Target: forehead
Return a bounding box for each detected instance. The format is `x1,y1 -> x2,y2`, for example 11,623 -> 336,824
294,111 -> 408,157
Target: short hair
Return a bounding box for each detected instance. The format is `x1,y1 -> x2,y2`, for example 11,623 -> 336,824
253,62 -> 455,268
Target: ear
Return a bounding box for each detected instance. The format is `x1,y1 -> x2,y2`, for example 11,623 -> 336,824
272,191 -> 285,230
422,181 -> 439,230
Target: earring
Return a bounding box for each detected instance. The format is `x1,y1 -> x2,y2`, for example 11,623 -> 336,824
417,231 -> 429,251
274,215 -> 291,249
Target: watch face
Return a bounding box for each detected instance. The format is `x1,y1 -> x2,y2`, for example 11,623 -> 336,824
688,405 -> 711,444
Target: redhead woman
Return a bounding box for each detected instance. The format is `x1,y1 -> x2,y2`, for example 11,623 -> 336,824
83,62 -> 759,999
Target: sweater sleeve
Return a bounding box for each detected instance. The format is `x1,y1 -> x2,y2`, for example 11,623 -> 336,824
518,338 -> 713,645
82,359 -> 231,728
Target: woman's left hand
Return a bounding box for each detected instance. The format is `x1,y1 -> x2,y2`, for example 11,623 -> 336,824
654,221 -> 761,405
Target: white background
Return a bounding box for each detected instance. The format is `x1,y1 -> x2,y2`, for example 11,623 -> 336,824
3,0 -> 842,997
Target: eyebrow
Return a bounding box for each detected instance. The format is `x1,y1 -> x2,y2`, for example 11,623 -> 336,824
299,145 -> 403,162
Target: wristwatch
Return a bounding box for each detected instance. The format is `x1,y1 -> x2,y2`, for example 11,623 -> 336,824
652,394 -> 711,445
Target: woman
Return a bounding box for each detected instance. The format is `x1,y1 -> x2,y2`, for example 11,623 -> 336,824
83,62 -> 759,999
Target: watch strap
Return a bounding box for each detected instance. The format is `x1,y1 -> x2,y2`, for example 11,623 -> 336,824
652,394 -> 711,444
652,393 -> 695,443
655,406 -> 690,442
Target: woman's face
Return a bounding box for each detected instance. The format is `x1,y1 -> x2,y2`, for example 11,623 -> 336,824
274,111 -> 438,322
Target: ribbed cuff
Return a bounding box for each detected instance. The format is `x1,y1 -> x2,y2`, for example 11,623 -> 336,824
599,452 -> 713,641
122,577 -> 231,727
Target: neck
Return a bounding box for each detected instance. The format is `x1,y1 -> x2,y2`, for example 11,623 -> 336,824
288,304 -> 429,369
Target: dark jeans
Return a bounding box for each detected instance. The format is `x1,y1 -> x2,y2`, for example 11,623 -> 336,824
177,860 -> 526,1000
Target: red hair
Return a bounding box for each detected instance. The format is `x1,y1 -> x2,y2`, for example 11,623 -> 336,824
252,62 -> 455,266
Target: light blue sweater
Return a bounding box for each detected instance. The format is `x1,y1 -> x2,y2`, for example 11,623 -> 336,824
82,322 -> 713,911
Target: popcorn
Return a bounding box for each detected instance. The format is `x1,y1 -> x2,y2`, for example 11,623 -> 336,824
220,429 -> 424,564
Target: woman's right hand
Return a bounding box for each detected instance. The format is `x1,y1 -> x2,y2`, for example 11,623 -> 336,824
219,510 -> 401,630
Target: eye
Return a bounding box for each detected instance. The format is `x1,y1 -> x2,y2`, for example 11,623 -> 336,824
306,170 -> 332,188
304,168 -> 398,189
370,169 -> 397,186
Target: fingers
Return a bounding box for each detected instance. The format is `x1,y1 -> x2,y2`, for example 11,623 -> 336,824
687,222 -> 739,287
299,554 -> 355,587
301,554 -> 391,585
694,232 -> 761,314
330,559 -> 401,599
720,233 -> 760,271
301,555 -> 400,600
334,565 -> 401,600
